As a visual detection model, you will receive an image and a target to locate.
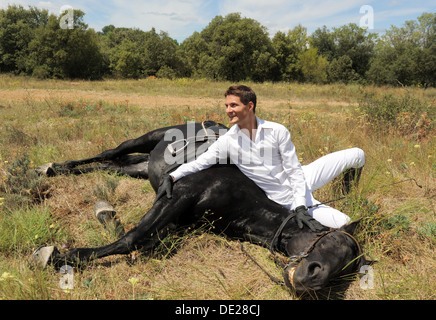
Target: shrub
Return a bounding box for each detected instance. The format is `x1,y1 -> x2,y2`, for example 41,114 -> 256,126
0,154 -> 50,211
358,91 -> 434,139
417,221 -> 436,242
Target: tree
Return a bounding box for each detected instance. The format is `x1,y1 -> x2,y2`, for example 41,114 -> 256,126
1,6 -> 433,86
333,24 -> 376,78
272,25 -> 308,81
100,26 -> 186,78
182,13 -> 278,81
299,48 -> 328,83
328,55 -> 358,83
142,29 -> 187,78
180,31 -> 207,78
367,12 -> 436,86
110,38 -> 143,78
0,5 -> 48,73
311,23 -> 376,82
24,10 -> 105,79
310,26 -> 335,61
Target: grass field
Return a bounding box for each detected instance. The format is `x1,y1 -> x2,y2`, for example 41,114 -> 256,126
0,74 -> 435,300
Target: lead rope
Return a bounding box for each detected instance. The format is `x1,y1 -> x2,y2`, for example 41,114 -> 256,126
239,241 -> 286,286
240,177 -> 422,288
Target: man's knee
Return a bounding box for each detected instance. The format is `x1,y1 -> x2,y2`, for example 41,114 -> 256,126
310,206 -> 351,229
347,147 -> 365,168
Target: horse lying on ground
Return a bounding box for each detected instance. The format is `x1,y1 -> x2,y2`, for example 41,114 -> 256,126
34,121 -> 372,295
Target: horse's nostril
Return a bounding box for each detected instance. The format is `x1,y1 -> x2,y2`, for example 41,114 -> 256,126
287,261 -> 326,292
307,261 -> 323,278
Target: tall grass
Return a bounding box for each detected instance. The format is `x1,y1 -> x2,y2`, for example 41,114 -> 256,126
0,75 -> 435,299
0,205 -> 69,252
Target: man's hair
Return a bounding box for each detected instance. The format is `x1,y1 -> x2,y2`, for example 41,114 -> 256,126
225,85 -> 257,113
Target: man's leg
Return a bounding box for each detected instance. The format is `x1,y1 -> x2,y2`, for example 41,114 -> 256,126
302,147 -> 365,193
309,205 -> 351,228
301,148 -> 365,228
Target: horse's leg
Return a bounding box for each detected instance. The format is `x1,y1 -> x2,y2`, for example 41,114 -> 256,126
95,125 -> 180,161
37,155 -> 150,179
46,195 -> 193,268
65,155 -> 150,179
52,163 -> 111,175
113,155 -> 150,179
95,201 -> 125,238
36,125 -> 173,175
60,156 -> 108,169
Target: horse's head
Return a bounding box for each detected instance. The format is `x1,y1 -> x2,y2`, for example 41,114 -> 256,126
283,220 -> 373,294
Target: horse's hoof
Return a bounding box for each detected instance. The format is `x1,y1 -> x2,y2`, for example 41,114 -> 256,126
94,201 -> 116,224
31,246 -> 59,268
94,201 -> 125,237
35,163 -> 57,177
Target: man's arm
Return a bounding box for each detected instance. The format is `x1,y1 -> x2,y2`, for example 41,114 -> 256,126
170,136 -> 225,181
277,128 -> 307,208
277,127 -> 324,231
155,136 -> 226,202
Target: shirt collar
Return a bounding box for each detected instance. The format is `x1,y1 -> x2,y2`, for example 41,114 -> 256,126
229,117 -> 271,133
256,117 -> 275,131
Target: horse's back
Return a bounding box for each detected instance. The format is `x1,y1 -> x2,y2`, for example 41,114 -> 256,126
148,121 -> 228,190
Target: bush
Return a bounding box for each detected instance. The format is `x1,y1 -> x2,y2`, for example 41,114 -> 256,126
358,91 -> 434,138
417,221 -> 436,242
156,65 -> 176,79
0,154 -> 50,211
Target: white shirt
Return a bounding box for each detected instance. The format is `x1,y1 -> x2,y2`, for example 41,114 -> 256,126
170,117 -> 307,209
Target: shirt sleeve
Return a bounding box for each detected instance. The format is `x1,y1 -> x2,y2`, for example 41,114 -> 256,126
277,127 -> 307,208
170,135 -> 226,182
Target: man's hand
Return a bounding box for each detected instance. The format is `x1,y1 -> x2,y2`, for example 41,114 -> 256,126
295,206 -> 324,232
154,174 -> 174,204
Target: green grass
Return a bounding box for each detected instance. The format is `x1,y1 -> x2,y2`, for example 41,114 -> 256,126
0,74 -> 435,300
0,206 -> 69,254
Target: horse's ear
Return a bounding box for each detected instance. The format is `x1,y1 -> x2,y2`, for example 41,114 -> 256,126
339,219 -> 361,235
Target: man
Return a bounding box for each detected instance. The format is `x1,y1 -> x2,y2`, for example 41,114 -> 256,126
156,85 -> 364,230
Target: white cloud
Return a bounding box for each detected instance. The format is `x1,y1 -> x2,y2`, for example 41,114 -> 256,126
219,0 -> 374,34
104,0 -> 210,39
1,0 -> 433,41
37,1 -> 57,9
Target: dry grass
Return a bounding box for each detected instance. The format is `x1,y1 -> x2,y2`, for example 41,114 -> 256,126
0,74 -> 435,300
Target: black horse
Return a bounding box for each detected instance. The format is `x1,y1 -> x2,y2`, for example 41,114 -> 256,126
34,121 -> 372,295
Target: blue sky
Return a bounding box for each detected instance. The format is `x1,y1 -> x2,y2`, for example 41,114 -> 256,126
1,0 -> 434,42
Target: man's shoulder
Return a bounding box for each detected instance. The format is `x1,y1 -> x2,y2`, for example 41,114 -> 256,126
259,118 -> 288,132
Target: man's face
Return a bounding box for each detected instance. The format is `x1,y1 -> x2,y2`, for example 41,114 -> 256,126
225,95 -> 254,126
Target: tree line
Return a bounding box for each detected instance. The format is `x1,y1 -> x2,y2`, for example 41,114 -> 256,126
1,5 -> 435,86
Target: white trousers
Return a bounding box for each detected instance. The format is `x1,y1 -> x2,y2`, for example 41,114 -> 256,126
299,147 -> 365,228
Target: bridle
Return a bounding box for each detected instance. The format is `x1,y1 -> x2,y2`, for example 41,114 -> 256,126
242,177 -> 421,289
286,229 -> 362,266
240,214 -> 363,288
282,228 -> 363,290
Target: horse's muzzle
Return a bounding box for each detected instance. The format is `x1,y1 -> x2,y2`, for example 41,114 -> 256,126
283,260 -> 326,293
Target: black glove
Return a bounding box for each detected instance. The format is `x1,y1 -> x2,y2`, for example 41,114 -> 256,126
295,206 -> 324,232
154,174 -> 174,204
